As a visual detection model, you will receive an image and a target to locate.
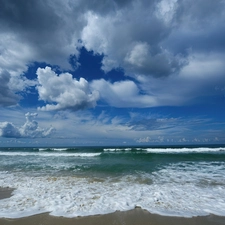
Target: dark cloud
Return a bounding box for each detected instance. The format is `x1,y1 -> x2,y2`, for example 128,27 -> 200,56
164,0 -> 225,54
0,122 -> 21,138
175,0 -> 225,25
0,0 -> 81,69
0,0 -> 59,31
0,70 -> 19,106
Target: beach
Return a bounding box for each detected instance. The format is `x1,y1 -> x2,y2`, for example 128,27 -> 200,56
1,187 -> 225,225
0,146 -> 225,222
1,209 -> 225,225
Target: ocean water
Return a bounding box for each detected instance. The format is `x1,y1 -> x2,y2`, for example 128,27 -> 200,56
0,145 -> 225,218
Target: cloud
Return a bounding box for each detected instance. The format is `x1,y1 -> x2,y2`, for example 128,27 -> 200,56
0,68 -> 37,107
0,112 -> 54,138
81,3 -> 186,77
91,79 -> 157,107
0,0 -> 225,108
0,0 -> 81,70
0,0 -> 82,106
81,0 -> 225,79
129,117 -> 179,131
134,52 -> 225,106
0,0 -> 224,78
36,67 -> 99,111
0,70 -> 20,106
91,50 -> 225,108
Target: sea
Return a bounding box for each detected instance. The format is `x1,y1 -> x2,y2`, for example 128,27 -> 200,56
0,145 -> 225,218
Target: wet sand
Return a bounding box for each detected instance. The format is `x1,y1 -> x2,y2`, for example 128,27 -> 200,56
0,209 -> 225,225
0,187 -> 14,200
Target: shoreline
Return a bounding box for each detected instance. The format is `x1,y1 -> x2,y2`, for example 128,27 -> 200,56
1,187 -> 225,224
1,209 -> 225,225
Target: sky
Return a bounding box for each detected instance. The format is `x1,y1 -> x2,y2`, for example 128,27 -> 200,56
0,0 -> 225,147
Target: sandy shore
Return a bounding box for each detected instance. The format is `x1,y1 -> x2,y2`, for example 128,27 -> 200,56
0,209 -> 225,225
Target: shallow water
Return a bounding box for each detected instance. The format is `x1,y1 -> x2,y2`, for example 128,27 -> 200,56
0,145 -> 225,218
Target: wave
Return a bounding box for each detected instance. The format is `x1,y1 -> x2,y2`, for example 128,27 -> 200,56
145,147 -> 225,153
1,164 -> 225,218
104,148 -> 132,152
103,147 -> 225,153
39,148 -> 69,151
39,148 -> 50,151
0,152 -> 101,157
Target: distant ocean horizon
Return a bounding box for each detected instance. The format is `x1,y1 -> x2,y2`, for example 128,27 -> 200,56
0,144 -> 225,218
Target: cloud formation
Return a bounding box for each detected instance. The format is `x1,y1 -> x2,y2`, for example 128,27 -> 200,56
0,112 -> 54,138
81,3 -> 186,77
0,0 -> 224,108
91,79 -> 157,107
36,67 -> 99,111
1,0 -> 224,75
0,70 -> 19,106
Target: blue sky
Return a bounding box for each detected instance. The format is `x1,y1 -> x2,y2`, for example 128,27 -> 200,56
0,0 -> 225,147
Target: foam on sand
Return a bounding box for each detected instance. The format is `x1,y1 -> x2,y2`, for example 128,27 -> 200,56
0,160 -> 225,219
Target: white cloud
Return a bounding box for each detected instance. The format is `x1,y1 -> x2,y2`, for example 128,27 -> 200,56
136,136 -> 151,143
125,42 -> 149,67
156,0 -> 178,25
0,112 -> 54,138
36,67 -> 99,111
0,33 -> 37,106
0,33 -> 31,76
81,2 -> 185,77
134,52 -> 225,106
0,0 -> 82,106
91,79 -> 157,107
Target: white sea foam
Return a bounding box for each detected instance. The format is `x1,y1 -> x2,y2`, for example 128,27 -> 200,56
52,148 -> 68,151
103,148 -> 132,151
39,148 -> 48,151
39,148 -> 69,151
0,152 -> 101,157
104,148 -> 123,151
103,147 -> 225,153
145,147 -> 225,153
0,161 -> 225,218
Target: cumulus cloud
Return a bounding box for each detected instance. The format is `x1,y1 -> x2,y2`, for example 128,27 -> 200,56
91,50 -> 225,108
91,79 -> 157,108
0,112 -> 54,138
81,3 -> 186,77
36,67 -> 99,111
0,0 -> 82,106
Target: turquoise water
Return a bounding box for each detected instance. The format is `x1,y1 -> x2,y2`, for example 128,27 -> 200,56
0,145 -> 225,218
